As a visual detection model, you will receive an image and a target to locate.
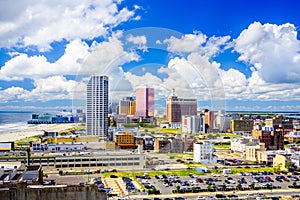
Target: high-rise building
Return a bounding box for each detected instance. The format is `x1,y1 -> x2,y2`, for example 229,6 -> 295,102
119,97 -> 136,115
166,89 -> 197,124
86,75 -> 109,139
135,87 -> 154,117
182,115 -> 205,134
202,109 -> 215,131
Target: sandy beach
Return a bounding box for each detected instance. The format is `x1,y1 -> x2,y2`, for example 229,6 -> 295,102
0,123 -> 77,142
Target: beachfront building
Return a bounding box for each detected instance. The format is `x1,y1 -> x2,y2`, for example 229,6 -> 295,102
135,87 -> 154,118
27,113 -> 80,124
166,88 -> 197,128
193,141 -> 216,164
86,75 -> 109,139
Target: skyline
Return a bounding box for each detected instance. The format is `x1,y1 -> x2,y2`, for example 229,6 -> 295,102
0,0 -> 300,112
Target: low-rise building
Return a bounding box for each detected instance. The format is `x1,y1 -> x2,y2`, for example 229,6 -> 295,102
154,138 -> 171,153
286,131 -> 300,143
183,138 -> 194,152
230,119 -> 253,136
245,142 -> 290,166
47,143 -> 85,152
291,152 -> 300,168
193,141 -> 216,164
114,131 -> 136,149
170,138 -> 183,153
230,137 -> 259,157
273,154 -> 289,171
0,152 -> 146,171
245,143 -> 267,163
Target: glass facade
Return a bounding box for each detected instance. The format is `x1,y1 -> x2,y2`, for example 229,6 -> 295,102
135,88 -> 154,117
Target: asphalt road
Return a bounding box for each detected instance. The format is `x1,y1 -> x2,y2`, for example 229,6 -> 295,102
127,189 -> 300,199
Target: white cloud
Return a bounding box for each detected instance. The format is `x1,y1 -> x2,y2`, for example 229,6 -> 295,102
0,39 -> 90,80
0,0 -> 137,50
234,22 -> 300,83
203,35 -> 231,57
163,32 -> 207,53
220,68 -> 248,100
126,34 -> 147,51
0,36 -> 140,80
0,86 -> 29,103
81,35 -> 140,75
163,32 -> 230,57
16,76 -> 87,102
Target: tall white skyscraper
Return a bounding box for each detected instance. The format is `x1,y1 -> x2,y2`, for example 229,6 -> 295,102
86,75 -> 109,138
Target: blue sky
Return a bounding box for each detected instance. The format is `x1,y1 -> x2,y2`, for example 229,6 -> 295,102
0,0 -> 300,112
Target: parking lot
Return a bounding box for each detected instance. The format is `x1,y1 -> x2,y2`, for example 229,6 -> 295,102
120,171 -> 300,199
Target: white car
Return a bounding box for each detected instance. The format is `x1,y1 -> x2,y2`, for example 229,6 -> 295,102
247,193 -> 256,198
197,196 -> 205,200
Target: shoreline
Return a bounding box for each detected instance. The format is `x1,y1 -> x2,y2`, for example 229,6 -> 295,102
0,123 -> 77,142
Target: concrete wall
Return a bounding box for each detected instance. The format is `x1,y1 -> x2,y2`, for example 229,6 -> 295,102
0,183 -> 107,200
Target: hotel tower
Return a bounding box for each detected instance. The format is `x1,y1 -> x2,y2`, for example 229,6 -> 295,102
86,75 -> 109,139
135,87 -> 154,118
166,88 -> 197,123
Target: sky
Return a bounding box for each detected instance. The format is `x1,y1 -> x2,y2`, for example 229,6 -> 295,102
0,0 -> 300,112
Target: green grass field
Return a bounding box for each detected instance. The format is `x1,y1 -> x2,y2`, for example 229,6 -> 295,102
100,166 -> 276,178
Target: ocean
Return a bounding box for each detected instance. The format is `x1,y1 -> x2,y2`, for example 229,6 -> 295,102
0,111 -> 34,133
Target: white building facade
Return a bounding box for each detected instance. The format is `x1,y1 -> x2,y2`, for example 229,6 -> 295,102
193,141 -> 216,164
230,137 -> 259,157
47,143 -> 86,152
86,75 -> 109,138
182,115 -> 205,134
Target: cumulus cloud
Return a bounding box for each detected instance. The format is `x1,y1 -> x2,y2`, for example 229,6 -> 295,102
10,76 -> 87,103
0,86 -> 30,103
126,34 -> 147,51
0,0 -> 137,51
163,32 -> 230,57
0,36 -> 139,81
0,39 -> 89,80
82,35 -> 140,75
234,22 -> 300,83
163,32 -> 207,53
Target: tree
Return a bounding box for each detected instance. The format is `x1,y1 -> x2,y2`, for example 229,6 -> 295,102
293,181 -> 297,188
207,185 -> 212,191
236,183 -> 242,190
222,183 -> 227,191
286,161 -> 293,168
176,185 -> 180,192
250,183 -> 255,190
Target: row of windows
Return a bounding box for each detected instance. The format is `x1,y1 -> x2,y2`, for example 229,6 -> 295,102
22,160 -> 141,167
56,162 -> 140,168
16,156 -> 141,164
